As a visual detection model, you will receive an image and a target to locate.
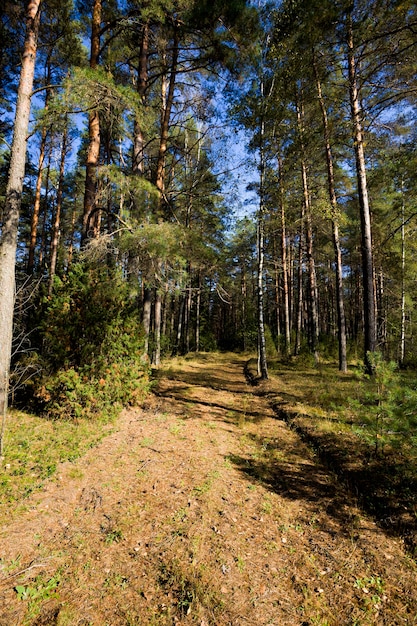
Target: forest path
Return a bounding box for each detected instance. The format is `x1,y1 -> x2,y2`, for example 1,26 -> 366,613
0,352 -> 416,625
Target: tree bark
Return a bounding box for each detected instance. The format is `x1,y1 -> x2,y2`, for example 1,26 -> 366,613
48,123 -> 68,296
400,186 -> 406,365
81,0 -> 101,243
196,272 -> 201,353
272,235 -> 281,346
155,22 -> 179,203
313,51 -> 348,372
0,0 -> 41,454
278,155 -> 291,355
153,288 -> 162,366
257,111 -> 268,379
132,20 -> 149,177
296,92 -> 319,356
142,287 -> 152,358
346,11 -> 377,371
295,209 -> 304,356
27,65 -> 51,274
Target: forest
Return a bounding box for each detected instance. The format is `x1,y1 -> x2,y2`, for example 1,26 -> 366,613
2,1 -> 417,624
0,0 -> 416,422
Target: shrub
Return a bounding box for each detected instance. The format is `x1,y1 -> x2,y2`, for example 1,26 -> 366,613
33,262 -> 150,420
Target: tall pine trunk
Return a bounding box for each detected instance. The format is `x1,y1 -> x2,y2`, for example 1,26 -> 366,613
27,66 -> 51,274
48,123 -> 68,296
313,51 -> 348,372
346,11 -> 376,372
132,20 -> 149,178
155,23 -> 179,202
278,155 -> 291,355
295,208 -> 304,356
81,0 -> 101,243
0,0 -> 42,455
296,92 -> 319,356
400,187 -> 406,365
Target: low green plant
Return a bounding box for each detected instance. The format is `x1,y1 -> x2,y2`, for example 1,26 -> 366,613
350,353 -> 401,455
0,410 -> 109,509
104,527 -> 123,545
15,572 -> 61,619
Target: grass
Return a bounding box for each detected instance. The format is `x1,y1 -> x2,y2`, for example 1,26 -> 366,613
0,409 -> 114,519
2,351 -> 417,625
247,354 -> 417,555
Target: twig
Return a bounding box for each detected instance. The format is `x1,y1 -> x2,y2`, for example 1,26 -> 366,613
0,559 -> 52,586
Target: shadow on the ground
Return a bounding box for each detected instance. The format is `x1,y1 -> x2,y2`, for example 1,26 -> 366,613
153,360 -> 250,395
244,361 -> 417,558
154,387 -> 267,424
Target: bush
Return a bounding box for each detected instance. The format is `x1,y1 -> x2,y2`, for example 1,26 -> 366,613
34,263 -> 150,420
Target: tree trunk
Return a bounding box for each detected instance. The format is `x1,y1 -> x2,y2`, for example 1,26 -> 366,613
142,287 -> 152,358
173,295 -> 185,357
38,153 -> 50,272
27,67 -> 51,274
313,51 -> 348,372
376,268 -> 386,352
155,23 -> 179,203
296,92 -> 319,356
48,123 -> 68,296
132,20 -> 149,178
185,285 -> 192,354
295,209 -> 304,356
241,263 -> 247,352
272,235 -> 281,347
346,11 -> 376,372
67,194 -> 77,270
278,155 -> 291,355
0,0 -> 41,455
81,0 -> 101,243
153,288 -> 162,366
196,272 -> 201,353
257,109 -> 268,379
400,186 -> 406,365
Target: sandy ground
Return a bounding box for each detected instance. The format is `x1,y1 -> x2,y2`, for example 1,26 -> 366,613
0,353 -> 416,625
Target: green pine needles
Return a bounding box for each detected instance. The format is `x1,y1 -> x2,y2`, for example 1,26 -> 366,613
351,352 -> 417,457
35,262 -> 150,421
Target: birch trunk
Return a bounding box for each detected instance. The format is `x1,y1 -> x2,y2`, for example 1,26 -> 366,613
257,114 -> 268,379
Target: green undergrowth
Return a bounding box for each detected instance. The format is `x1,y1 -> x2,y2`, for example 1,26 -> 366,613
18,262 -> 151,421
251,352 -> 417,551
266,352 -> 417,459
0,408 -> 112,516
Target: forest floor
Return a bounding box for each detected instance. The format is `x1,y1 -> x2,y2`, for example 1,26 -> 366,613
1,352 -> 417,625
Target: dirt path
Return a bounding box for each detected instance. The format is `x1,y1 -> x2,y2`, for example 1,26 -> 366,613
0,353 -> 416,625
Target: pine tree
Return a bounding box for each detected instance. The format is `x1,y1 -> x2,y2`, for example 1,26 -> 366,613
0,0 -> 42,454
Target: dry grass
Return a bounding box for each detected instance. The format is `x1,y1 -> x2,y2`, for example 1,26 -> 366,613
0,352 -> 416,625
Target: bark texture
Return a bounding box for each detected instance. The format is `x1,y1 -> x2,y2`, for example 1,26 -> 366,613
313,52 -> 347,372
0,0 -> 41,449
81,0 -> 101,242
257,110 -> 268,379
347,12 -> 376,370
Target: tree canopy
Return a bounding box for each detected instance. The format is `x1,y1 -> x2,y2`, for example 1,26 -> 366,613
1,0 -> 417,424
